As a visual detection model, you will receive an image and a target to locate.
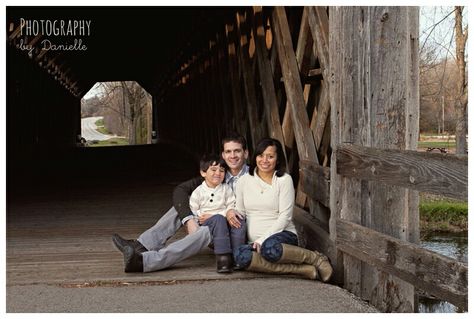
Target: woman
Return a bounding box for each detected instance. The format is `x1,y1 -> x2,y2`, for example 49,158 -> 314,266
233,138 -> 333,282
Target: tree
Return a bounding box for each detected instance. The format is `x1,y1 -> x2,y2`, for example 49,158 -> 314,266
454,6 -> 468,154
96,81 -> 152,145
419,6 -> 468,152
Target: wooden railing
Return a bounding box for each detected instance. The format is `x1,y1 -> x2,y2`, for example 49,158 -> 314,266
299,148 -> 468,310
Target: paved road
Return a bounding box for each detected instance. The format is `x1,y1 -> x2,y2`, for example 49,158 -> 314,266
81,116 -> 116,141
7,278 -> 377,313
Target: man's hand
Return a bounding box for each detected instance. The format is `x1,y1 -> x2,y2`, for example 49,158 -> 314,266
185,219 -> 199,234
226,209 -> 242,228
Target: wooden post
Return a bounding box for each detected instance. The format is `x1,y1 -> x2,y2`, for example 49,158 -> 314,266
329,6 -> 420,312
225,24 -> 247,138
252,6 -> 286,157
236,12 -> 263,149
272,7 -> 318,166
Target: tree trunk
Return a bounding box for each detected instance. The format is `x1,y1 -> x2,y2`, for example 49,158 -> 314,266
454,6 -> 468,154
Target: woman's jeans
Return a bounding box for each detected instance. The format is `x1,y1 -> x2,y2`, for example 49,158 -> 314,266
233,231 -> 298,269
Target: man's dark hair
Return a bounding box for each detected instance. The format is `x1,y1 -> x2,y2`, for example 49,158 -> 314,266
221,132 -> 248,151
249,138 -> 287,177
200,153 -> 227,172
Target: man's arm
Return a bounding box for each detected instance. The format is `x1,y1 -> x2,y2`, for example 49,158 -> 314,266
172,176 -> 203,221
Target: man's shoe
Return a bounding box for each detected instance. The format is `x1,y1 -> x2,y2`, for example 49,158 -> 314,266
112,233 -> 147,253
124,245 -> 144,273
216,254 -> 233,273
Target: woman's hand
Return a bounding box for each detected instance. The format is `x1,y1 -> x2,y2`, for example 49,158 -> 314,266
226,209 -> 242,228
198,214 -> 212,225
252,242 -> 261,253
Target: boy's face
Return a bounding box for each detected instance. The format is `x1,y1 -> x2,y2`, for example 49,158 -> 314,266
200,163 -> 225,188
221,141 -> 248,173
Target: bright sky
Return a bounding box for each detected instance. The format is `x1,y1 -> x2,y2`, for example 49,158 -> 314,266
420,6 -> 468,61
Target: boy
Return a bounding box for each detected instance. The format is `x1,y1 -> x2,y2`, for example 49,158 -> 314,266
188,154 -> 244,271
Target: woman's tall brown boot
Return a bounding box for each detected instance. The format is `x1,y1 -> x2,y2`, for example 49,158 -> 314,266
278,244 -> 333,282
246,252 -> 318,280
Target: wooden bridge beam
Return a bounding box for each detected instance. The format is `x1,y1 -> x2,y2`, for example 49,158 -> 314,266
329,6 -> 420,312
236,12 -> 264,149
272,7 -> 318,165
253,6 -> 286,156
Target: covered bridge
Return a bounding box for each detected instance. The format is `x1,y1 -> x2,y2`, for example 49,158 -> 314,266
6,6 -> 467,312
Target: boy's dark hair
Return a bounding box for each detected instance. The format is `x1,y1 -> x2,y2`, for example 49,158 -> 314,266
200,153 -> 227,172
221,132 -> 248,151
249,138 -> 287,177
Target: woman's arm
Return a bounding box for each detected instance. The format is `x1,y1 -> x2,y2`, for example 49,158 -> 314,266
254,174 -> 295,245
233,177 -> 247,218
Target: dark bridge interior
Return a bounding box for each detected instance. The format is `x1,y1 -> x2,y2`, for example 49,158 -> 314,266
7,7 -> 257,192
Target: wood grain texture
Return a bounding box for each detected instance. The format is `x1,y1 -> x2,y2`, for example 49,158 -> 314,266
336,219 -> 468,310
299,160 -> 330,207
336,144 -> 468,200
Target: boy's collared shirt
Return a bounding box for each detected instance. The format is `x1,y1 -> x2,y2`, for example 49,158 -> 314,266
181,164 -> 249,225
189,182 -> 235,218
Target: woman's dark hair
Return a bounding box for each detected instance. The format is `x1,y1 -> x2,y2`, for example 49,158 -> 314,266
249,138 -> 287,177
199,154 -> 227,172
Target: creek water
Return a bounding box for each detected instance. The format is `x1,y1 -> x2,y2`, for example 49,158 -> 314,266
417,232 -> 468,313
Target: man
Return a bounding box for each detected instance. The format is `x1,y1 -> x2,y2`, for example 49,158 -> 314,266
112,132 -> 249,273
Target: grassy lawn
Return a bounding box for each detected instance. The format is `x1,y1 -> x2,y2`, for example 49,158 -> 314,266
94,118 -> 111,135
418,141 -> 456,148
88,138 -> 129,147
420,193 -> 467,233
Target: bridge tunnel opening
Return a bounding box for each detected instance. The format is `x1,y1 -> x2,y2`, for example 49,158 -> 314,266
7,7 -> 245,193
80,81 -> 153,147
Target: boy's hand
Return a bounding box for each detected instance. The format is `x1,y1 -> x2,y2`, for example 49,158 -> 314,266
185,219 -> 199,234
198,214 -> 212,225
226,209 -> 242,228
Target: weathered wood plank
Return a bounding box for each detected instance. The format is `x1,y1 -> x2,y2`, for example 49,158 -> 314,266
225,24 -> 247,138
236,12 -> 262,148
253,6 -> 286,155
292,206 -> 335,263
307,7 -> 330,81
329,7 -> 421,309
310,81 -> 330,151
328,6 -> 364,289
336,144 -> 468,200
272,7 -> 318,164
273,7 -> 320,209
299,160 -> 330,207
336,219 -> 468,310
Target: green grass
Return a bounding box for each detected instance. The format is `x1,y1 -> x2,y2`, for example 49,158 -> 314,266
94,118 -> 111,135
417,141 -> 455,148
420,196 -> 467,232
88,138 -> 129,147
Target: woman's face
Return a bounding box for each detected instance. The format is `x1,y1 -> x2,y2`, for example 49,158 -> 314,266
256,145 -> 277,175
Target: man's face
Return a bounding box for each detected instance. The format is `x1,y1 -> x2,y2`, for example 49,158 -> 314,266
222,141 -> 248,173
